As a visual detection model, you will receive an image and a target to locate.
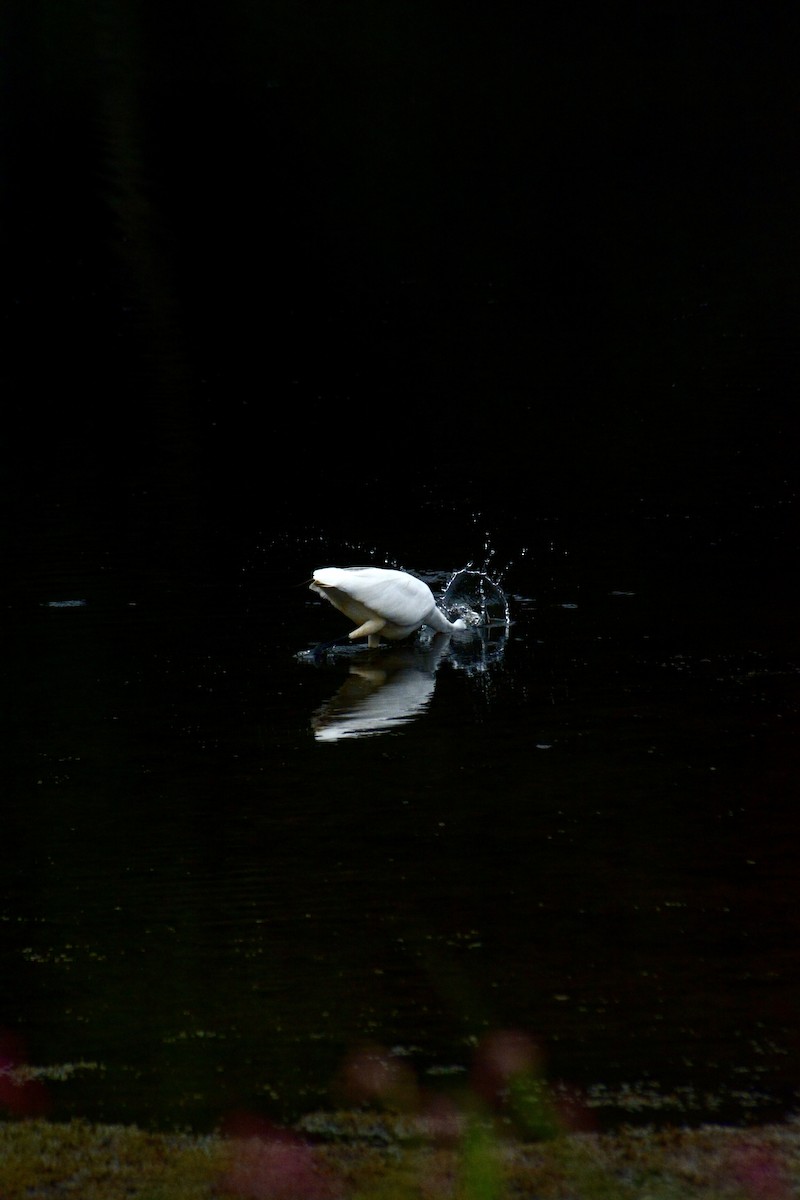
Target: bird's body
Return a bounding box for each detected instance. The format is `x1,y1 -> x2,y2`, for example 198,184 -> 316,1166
310,567 -> 471,647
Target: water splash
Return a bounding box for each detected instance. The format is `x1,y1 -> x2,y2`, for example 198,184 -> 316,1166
441,568 -> 510,628
437,567 -> 511,679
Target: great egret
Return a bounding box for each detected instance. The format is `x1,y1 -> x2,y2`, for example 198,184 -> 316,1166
310,567 -> 477,648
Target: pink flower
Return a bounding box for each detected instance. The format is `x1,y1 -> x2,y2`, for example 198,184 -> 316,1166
220,1112 -> 335,1200
335,1042 -> 419,1111
470,1029 -> 542,1107
729,1143 -> 793,1200
0,1029 -> 49,1118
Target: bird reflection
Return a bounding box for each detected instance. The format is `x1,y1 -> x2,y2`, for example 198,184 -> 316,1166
311,636 -> 451,742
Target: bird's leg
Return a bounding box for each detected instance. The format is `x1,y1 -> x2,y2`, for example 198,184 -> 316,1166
349,617 -> 386,642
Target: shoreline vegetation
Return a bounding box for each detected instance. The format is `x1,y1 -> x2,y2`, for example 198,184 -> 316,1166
1,1112 -> 799,1198
3,1039 -> 798,1195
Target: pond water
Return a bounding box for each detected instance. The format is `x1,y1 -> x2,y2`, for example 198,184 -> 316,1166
4,504 -> 799,1135
3,0 -> 799,1141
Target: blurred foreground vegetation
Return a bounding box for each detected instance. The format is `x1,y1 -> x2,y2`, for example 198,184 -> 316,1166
1,1113 -> 800,1199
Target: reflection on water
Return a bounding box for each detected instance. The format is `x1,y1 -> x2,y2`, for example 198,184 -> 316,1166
310,638 -> 450,741
443,620 -> 510,679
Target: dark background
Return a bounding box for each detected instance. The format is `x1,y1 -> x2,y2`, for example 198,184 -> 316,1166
3,1 -> 798,590
2,1 -> 800,1133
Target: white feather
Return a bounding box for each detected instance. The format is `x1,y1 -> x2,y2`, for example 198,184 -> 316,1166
310,566 -> 467,646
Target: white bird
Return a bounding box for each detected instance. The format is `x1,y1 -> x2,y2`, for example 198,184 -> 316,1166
310,566 -> 475,648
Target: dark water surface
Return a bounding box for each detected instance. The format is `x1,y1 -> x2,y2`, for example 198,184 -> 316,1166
4,505 -> 799,1133
2,0 -> 799,1138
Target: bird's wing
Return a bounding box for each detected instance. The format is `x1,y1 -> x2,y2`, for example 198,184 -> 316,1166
313,568 -> 434,627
